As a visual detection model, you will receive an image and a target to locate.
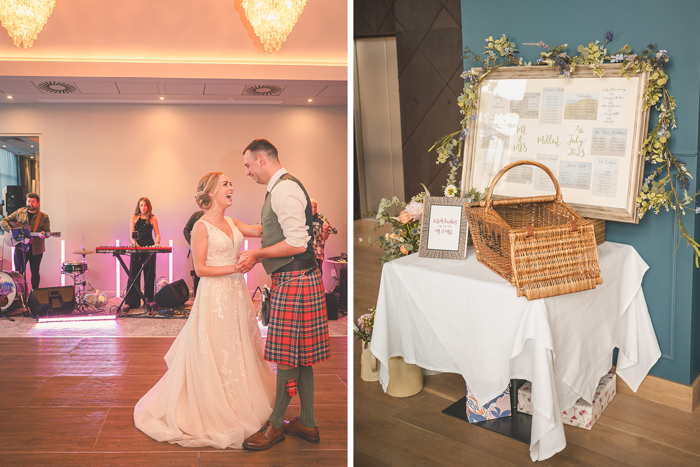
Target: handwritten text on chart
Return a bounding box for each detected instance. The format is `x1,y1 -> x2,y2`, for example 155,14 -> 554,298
600,88 -> 626,126
540,87 -> 565,125
565,123 -> 591,158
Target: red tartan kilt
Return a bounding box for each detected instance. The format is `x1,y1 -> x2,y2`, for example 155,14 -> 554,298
264,267 -> 330,366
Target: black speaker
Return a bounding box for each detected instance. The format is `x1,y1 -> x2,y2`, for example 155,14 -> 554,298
325,292 -> 338,320
28,286 -> 76,318
4,185 -> 27,216
155,279 -> 189,308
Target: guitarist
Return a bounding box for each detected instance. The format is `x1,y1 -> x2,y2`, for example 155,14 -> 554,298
0,193 -> 51,289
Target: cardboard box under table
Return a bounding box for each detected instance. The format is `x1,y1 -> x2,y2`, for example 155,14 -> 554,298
517,373 -> 616,430
466,383 -> 511,423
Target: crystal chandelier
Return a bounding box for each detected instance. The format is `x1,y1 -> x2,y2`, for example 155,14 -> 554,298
240,0 -> 307,53
0,0 -> 57,48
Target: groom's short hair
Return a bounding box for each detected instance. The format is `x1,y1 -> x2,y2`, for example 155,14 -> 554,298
244,139 -> 279,161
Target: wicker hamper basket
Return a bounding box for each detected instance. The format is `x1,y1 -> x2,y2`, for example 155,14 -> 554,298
465,160 -> 602,300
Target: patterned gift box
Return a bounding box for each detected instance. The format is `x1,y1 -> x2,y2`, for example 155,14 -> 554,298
517,373 -> 616,430
466,383 -> 511,423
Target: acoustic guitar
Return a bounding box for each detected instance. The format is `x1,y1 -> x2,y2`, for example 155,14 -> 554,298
5,220 -> 60,250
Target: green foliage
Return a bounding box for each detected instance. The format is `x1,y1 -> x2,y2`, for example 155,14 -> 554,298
431,32 -> 700,266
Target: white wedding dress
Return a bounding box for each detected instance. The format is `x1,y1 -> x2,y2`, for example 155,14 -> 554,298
134,217 -> 276,449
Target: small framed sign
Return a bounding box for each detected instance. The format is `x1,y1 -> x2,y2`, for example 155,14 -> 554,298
418,196 -> 469,260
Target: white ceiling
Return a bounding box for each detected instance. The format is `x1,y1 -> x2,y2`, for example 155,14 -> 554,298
0,0 -> 348,106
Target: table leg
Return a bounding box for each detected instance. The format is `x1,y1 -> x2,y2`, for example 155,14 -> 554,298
441,379 -> 532,445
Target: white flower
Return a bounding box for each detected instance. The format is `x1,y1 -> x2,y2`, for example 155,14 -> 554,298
405,201 -> 423,221
444,184 -> 458,197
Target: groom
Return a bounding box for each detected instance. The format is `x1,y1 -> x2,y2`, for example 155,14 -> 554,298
239,138 -> 331,450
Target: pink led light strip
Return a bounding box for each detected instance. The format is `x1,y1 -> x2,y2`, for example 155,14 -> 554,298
37,314 -> 116,323
61,240 -> 66,287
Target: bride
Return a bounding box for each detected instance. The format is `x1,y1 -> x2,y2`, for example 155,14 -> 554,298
134,171 -> 276,449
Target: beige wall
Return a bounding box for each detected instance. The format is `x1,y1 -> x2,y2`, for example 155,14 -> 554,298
0,104 -> 347,296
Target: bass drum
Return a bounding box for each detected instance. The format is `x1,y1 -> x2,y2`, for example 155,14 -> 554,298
0,270 -> 27,311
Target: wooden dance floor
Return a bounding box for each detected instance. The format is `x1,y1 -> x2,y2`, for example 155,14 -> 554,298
0,336 -> 347,466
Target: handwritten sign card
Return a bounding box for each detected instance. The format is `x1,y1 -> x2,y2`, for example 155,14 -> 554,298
419,197 -> 469,260
462,64 -> 649,223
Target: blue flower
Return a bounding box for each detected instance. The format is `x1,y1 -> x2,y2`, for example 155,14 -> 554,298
605,29 -> 613,42
536,57 -> 544,65
458,128 -> 470,140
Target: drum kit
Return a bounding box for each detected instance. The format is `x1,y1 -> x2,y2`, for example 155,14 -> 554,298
62,248 -> 93,306
0,247 -> 102,319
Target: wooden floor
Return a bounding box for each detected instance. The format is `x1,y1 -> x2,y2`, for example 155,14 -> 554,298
353,219 -> 700,466
0,335 -> 347,466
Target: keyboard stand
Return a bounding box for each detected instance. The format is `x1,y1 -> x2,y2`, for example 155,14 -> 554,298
112,251 -> 157,315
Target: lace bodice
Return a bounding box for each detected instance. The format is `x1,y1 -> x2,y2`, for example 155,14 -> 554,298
198,218 -> 243,267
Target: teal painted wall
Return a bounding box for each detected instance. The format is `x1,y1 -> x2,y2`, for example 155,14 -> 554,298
461,0 -> 700,384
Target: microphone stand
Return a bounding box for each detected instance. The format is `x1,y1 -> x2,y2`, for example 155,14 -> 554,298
17,222 -> 30,316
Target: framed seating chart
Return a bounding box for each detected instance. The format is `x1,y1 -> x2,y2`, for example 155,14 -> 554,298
460,64 -> 650,223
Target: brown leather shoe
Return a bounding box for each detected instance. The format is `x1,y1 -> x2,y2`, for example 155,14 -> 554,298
242,421 -> 286,451
284,417 -> 320,443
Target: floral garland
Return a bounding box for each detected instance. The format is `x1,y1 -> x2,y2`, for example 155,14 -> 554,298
431,31 -> 700,267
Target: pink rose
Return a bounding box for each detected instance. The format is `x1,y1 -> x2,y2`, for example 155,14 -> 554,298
400,245 -> 409,255
398,210 -> 411,224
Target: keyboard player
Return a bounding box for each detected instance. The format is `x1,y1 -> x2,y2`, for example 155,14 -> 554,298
125,197 -> 161,309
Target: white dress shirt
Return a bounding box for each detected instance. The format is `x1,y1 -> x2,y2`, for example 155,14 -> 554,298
266,168 -> 311,248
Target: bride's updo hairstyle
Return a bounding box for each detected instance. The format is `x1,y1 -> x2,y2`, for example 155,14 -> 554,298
194,171 -> 223,209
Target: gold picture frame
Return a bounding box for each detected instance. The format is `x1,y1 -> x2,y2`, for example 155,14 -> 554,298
461,63 -> 650,223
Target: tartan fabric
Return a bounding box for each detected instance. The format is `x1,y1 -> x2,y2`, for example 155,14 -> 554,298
264,267 -> 330,367
285,379 -> 298,397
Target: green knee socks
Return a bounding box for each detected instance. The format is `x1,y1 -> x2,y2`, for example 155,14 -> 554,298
269,367 -> 299,428
297,365 -> 316,428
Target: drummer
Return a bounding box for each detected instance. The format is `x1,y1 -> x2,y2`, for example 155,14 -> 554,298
0,193 -> 51,290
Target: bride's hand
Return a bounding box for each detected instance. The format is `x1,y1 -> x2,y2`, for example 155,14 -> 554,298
237,250 -> 258,273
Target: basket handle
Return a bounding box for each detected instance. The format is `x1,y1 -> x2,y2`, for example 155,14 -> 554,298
483,160 -> 562,208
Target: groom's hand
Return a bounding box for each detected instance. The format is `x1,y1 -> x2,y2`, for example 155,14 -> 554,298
238,250 -> 259,273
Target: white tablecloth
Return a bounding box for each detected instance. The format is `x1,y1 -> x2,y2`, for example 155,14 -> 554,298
370,242 -> 661,461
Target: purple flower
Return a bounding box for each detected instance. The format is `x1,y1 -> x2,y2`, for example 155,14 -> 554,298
605,30 -> 613,41
458,128 -> 470,140
536,57 -> 544,65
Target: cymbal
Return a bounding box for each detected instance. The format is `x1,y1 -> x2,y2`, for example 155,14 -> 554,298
73,249 -> 94,255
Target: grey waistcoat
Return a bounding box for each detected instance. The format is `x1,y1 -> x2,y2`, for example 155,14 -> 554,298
261,173 -> 314,274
